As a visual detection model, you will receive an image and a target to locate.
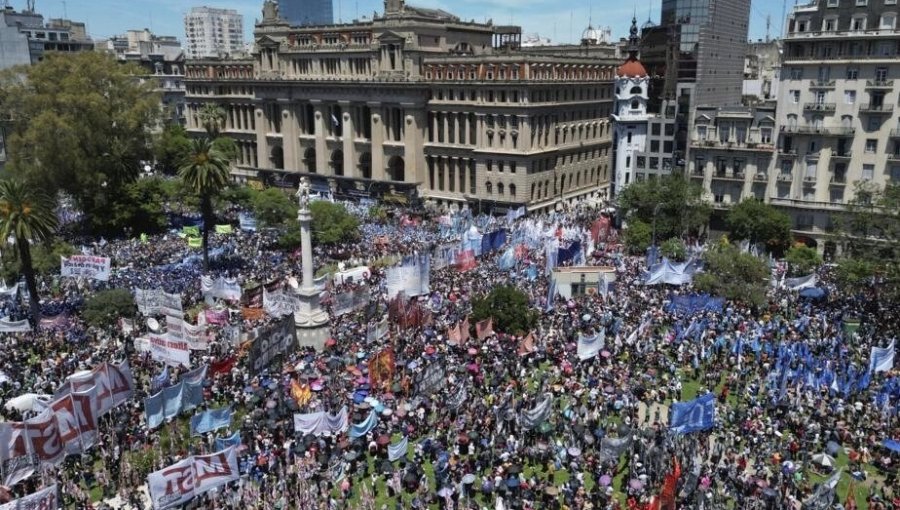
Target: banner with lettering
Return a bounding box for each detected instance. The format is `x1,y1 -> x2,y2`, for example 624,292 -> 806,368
200,276 -> 242,301
53,361 -> 135,416
165,316 -> 208,350
140,334 -> 191,368
135,289 -> 183,317
0,409 -> 66,486
0,484 -> 58,510
248,316 -> 297,375
60,255 -> 111,281
49,388 -> 99,454
147,446 -> 239,510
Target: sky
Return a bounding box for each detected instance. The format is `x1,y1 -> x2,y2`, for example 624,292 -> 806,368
36,0 -> 788,45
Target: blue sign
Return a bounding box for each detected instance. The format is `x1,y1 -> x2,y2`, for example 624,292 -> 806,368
669,393 -> 716,434
190,406 -> 233,436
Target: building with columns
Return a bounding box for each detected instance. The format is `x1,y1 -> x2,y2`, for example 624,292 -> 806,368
183,0 -> 617,211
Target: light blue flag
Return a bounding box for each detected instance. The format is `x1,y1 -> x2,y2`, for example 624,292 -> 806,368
182,364 -> 208,385
214,431 -> 241,451
498,247 -> 516,271
162,382 -> 184,420
190,406 -> 233,436
545,279 -> 557,312
349,410 -> 378,439
144,391 -> 165,429
669,393 -> 716,434
181,379 -> 205,412
870,339 -> 896,373
388,436 -> 409,462
151,366 -> 169,393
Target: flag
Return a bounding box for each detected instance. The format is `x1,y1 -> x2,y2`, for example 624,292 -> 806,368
448,322 -> 462,346
291,380 -> 312,406
460,316 -> 471,342
188,237 -> 202,249
658,457 -> 681,510
669,393 -> 715,434
455,249 -> 476,272
545,279 -> 558,312
518,332 -> 536,356
870,339 -> 895,373
140,233 -> 148,244
846,481 -> 857,510
331,114 -> 341,128
476,317 -> 494,340
215,224 -> 233,234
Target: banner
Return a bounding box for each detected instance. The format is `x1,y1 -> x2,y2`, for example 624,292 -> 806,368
518,333 -> 536,357
366,318 -> 389,343
349,410 -> 378,439
147,446 -> 240,510
189,407 -> 232,436
214,224 -> 233,234
214,432 -> 241,451
238,212 -> 257,231
141,333 -> 191,368
414,362 -> 447,396
201,277 -> 242,301
290,381 -> 312,407
292,407 -> 350,436
0,409 -> 66,486
455,249 -> 476,272
0,317 -> 29,333
182,226 -> 200,237
669,393 -> 716,434
870,339 -> 896,373
520,394 -> 553,430
577,330 -> 606,361
666,294 -> 725,315
598,435 -> 632,463
384,254 -> 431,299
38,314 -> 68,331
49,388 -> 98,454
368,348 -> 395,391
0,484 -> 58,510
135,289 -> 183,316
248,316 -> 297,375
332,287 -> 371,317
53,361 -> 134,416
60,255 -> 111,281
783,273 -> 817,291
475,318 -> 494,340
166,316 -> 208,350
204,309 -> 229,325
388,437 -> 408,462
263,286 -> 299,318
480,229 -> 507,255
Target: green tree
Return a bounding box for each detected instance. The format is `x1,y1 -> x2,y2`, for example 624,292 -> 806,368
834,257 -> 877,294
471,286 -> 538,336
251,187 -> 297,227
726,199 -> 793,254
623,219 -> 652,255
784,245 -> 822,276
105,177 -> 172,235
310,201 -> 359,245
219,185 -> 256,210
660,238 -> 687,261
0,241 -> 74,284
0,180 -> 58,326
153,124 -> 192,175
618,174 -> 712,241
198,103 -> 226,138
83,288 -> 135,328
0,52 -> 160,231
179,138 -> 231,269
694,243 -> 770,308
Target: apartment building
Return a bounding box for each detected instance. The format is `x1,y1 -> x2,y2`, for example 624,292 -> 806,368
183,0 -> 617,211
184,6 -> 244,59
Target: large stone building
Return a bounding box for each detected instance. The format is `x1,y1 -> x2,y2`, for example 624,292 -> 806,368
183,0 -> 617,211
184,6 -> 245,59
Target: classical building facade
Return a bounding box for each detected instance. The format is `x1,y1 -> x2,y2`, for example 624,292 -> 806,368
183,0 -> 617,211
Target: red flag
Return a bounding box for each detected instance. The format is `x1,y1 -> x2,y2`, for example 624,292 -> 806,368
448,323 -> 462,346
210,356 -> 236,375
455,250 -> 476,272
658,457 -> 681,510
846,481 -> 857,510
518,332 -> 536,356
460,316 -> 471,342
369,348 -> 395,390
476,318 -> 494,340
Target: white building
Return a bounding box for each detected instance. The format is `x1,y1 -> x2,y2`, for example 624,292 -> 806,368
183,6 -> 244,59
612,19 -> 651,195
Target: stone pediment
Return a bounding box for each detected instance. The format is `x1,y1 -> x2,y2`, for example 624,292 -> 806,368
256,35 -> 280,48
377,31 -> 406,42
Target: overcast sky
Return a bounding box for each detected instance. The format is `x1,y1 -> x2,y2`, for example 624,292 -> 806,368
41,0 -> 787,45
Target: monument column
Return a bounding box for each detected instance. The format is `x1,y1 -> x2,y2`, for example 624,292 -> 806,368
293,178 -> 330,351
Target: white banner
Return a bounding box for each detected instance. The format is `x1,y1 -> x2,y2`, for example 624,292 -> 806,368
0,484 -> 58,510
165,316 -> 208,350
140,334 -> 191,368
0,317 -> 29,333
148,446 -> 238,510
200,276 -> 242,301
0,409 -> 66,486
48,388 -> 98,454
55,361 -> 135,414
135,289 -> 183,317
60,255 -> 111,281
263,287 -> 298,318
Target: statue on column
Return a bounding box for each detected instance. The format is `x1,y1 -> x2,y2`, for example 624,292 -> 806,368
297,177 -> 310,211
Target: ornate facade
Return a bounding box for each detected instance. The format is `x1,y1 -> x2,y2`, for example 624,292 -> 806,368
183,0 -> 617,211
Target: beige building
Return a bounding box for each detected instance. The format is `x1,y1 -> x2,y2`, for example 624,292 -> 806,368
183,0 -> 617,211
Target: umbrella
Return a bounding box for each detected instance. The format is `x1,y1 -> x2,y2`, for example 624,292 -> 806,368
380,460 -> 393,474
376,435 -> 391,446
462,474 -> 476,484
601,350 -> 611,358
343,451 -> 359,461
4,394 -> 51,413
325,338 -> 337,347
382,408 -> 393,416
598,475 -> 612,487
505,477 -> 519,488
811,453 -> 836,468
311,383 -> 324,392
628,479 -> 644,490
545,487 -> 559,496
567,447 -> 581,457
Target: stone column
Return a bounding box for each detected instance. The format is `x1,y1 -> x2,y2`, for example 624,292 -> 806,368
255,106 -> 270,169
403,106 -> 426,184
369,103 -> 385,180
281,102 -> 299,172
311,101 -> 327,174
294,180 -> 330,351
341,101 -> 355,178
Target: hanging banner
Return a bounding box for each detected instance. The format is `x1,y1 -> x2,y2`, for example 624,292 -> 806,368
189,407 -> 232,436
49,388 -> 98,454
414,361 -> 447,396
147,446 -> 239,510
165,316 -> 208,350
248,316 -> 297,375
141,334 -> 191,368
60,255 -> 111,281
0,409 -> 66,486
0,484 -> 58,510
0,317 -> 29,333
200,277 -> 242,301
368,348 -> 395,391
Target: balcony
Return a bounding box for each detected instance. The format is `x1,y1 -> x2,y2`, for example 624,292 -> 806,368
865,79 -> 895,89
832,151 -> 852,159
782,125 -> 855,136
809,79 -> 835,89
713,171 -> 746,181
803,176 -> 817,186
689,140 -> 775,151
777,173 -> 794,182
830,175 -> 847,186
859,103 -> 894,114
803,102 -> 836,113
779,147 -> 798,156
754,172 -> 769,182
890,129 -> 900,138
768,197 -> 848,212
888,153 -> 900,161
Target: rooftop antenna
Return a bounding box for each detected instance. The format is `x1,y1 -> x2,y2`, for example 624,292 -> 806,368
766,14 -> 771,42
61,0 -> 67,18
26,0 -> 35,12
569,10 -> 573,44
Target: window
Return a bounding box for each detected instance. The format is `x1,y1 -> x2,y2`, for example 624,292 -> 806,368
651,123 -> 661,136
891,166 -> 900,181
697,125 -> 707,139
862,164 -> 875,180
805,160 -> 817,178
866,139 -> 878,153
845,90 -> 856,104
485,181 -> 493,193
852,16 -> 866,31
781,160 -> 793,175
846,67 -> 859,80
790,90 -> 801,103
637,156 -> 646,168
760,127 -> 772,144
868,116 -> 882,131
827,0 -> 838,6
650,140 -> 660,152
497,183 -> 504,195
665,124 -> 675,136
824,18 -> 837,31
881,13 -> 896,28
790,68 -> 803,80
876,67 -> 889,82
627,131 -> 633,143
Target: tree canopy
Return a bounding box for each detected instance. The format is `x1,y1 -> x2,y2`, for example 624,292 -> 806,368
618,175 -> 711,241
784,245 -> 822,276
471,285 -> 538,336
726,199 -> 792,254
310,201 -> 359,245
179,138 -> 232,269
83,288 -> 135,328
0,52 -> 160,231
251,188 -> 297,227
694,242 -> 770,308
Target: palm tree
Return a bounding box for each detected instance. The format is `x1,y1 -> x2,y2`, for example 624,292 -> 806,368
0,180 -> 58,327
179,138 -> 230,270
197,103 -> 227,138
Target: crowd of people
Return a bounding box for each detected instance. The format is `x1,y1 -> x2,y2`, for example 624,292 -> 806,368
0,195 -> 897,510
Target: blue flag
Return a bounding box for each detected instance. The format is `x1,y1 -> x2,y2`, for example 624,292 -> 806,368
162,382 -> 184,420
151,366 -> 169,393
190,406 -> 233,436
144,392 -> 165,429
669,393 -> 715,434
214,431 -> 242,451
545,279 -> 558,312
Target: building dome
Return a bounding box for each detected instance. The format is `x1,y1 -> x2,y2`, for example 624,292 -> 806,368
581,25 -> 611,45
617,57 -> 647,78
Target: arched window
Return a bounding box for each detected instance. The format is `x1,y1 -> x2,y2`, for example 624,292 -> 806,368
631,99 -> 640,110
497,182 -> 505,195
530,183 -> 536,200
485,181 -> 493,194
629,86 -> 642,95
509,183 -> 516,197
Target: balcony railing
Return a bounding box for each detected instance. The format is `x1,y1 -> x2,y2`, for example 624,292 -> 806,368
859,103 -> 894,113
782,125 -> 854,136
887,153 -> 900,161
809,79 -> 836,88
866,79 -> 895,88
777,173 -> 794,182
689,140 -> 775,151
830,176 -> 847,185
803,102 -> 836,112
890,129 -> 900,138
832,151 -> 852,158
784,52 -> 900,62
768,197 -> 849,211
754,173 -> 769,181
